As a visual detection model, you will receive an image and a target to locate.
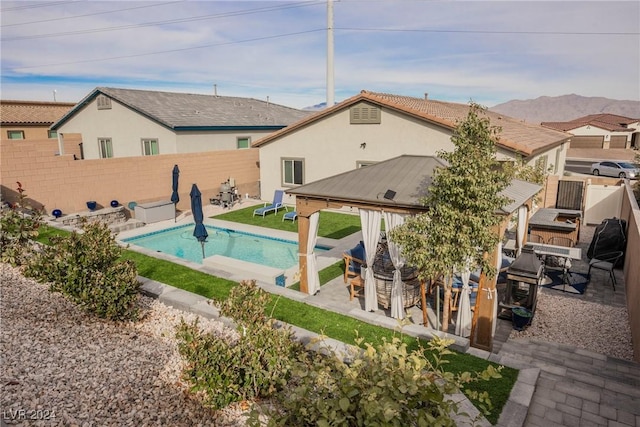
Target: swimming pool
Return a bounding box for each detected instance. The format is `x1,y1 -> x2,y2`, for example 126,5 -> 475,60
122,224 -> 329,269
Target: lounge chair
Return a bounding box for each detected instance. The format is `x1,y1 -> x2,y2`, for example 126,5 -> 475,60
282,211 -> 297,222
253,190 -> 287,217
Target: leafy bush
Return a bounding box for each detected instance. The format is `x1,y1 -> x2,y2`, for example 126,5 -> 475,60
176,280 -> 302,410
250,335 -> 501,427
24,221 -> 140,320
0,182 -> 43,266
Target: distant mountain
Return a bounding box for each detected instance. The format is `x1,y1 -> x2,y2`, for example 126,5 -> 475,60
490,94 -> 640,124
303,102 -> 328,111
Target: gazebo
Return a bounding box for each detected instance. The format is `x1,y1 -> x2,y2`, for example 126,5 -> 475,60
287,155 -> 541,351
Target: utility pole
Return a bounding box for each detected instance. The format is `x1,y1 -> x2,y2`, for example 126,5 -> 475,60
326,0 -> 334,109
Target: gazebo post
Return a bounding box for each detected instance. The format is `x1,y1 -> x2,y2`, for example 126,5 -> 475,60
470,219 -> 509,351
298,213 -> 310,294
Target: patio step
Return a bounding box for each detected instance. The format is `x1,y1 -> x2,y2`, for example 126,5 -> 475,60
202,255 -> 286,286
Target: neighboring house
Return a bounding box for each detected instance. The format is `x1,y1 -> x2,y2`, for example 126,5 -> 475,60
541,114 -> 640,150
0,100 -> 74,142
253,90 -> 571,202
51,87 -> 311,160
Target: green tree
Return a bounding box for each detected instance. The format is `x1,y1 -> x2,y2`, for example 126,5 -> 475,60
390,103 -> 513,330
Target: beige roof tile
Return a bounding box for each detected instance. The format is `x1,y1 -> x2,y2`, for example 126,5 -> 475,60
254,90 -> 570,157
1,100 -> 75,125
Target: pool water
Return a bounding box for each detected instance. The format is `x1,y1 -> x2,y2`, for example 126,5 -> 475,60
122,224 -> 329,269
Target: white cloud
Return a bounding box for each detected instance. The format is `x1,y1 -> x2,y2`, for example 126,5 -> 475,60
1,0 -> 637,109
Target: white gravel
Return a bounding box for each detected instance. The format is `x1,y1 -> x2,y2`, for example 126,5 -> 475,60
511,290 -> 634,361
0,263 -> 248,426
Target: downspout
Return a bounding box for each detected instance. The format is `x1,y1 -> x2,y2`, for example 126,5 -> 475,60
57,132 -> 65,156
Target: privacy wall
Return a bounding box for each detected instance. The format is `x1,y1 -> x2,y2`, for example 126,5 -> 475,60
1,138 -> 260,216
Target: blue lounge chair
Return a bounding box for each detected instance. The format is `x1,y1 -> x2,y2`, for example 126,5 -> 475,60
253,190 -> 287,217
282,211 -> 297,222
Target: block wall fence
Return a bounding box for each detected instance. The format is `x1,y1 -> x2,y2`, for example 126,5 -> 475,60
1,138 -> 261,216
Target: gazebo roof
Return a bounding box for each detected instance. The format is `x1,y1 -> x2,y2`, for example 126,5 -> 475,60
286,154 -> 541,215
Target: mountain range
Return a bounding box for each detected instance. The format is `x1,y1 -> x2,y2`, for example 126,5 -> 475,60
489,94 -> 640,124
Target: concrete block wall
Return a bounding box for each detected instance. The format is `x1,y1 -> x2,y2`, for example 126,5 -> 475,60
1,138 -> 260,216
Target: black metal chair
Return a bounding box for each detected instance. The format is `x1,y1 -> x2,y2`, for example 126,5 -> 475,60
587,251 -> 624,291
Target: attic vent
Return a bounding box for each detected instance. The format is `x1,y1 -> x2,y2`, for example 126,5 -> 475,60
350,103 -> 381,124
96,95 -> 112,110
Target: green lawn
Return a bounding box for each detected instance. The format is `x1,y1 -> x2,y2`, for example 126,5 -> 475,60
36,224 -> 516,424
213,205 -> 362,239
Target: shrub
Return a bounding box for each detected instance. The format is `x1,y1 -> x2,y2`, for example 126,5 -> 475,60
0,182 -> 43,266
250,335 -> 501,427
24,221 -> 140,320
176,280 -> 303,410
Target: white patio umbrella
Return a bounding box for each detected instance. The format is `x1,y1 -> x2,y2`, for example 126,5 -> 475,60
305,211 -> 321,295
383,211 -> 406,319
360,209 -> 381,312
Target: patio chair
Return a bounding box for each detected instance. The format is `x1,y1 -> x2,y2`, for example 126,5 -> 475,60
528,234 -> 545,244
343,241 -> 365,283
448,275 -> 480,313
587,251 -> 624,291
253,190 -> 287,217
548,236 -> 575,248
282,211 -> 297,222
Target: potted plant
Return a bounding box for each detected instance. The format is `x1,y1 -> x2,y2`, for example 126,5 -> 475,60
512,307 -> 533,331
86,201 -> 97,211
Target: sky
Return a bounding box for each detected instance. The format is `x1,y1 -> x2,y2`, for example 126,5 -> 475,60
1,0 -> 639,110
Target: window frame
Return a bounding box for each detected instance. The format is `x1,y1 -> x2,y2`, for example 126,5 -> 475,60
281,157 -> 304,186
236,136 -> 251,149
7,130 -> 24,139
98,137 -> 113,159
141,138 -> 159,156
48,130 -> 58,139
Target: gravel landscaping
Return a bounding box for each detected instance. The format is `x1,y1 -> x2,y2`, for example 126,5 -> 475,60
0,264 -> 247,427
511,290 -> 634,361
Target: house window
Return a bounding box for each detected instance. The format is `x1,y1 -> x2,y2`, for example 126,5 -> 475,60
7,130 -> 24,139
282,158 -> 304,186
142,139 -> 159,156
96,95 -> 112,110
554,148 -> 561,174
48,130 -> 58,139
237,137 -> 251,149
98,138 -> 113,158
350,103 -> 381,124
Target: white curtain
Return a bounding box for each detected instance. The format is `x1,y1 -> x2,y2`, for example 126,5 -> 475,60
360,209 -> 381,312
516,205 -> 528,256
305,211 -> 321,295
383,212 -> 406,319
492,241 -> 502,337
455,265 -> 472,337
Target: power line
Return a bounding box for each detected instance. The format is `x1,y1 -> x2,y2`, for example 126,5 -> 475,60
1,1 -> 325,41
336,27 -> 640,36
1,1 -> 185,28
4,29 -> 326,71
1,0 -> 85,12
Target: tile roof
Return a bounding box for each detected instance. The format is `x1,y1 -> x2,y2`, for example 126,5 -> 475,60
52,87 -> 311,130
253,90 -> 571,157
541,113 -> 638,132
286,154 -> 541,215
0,100 -> 75,126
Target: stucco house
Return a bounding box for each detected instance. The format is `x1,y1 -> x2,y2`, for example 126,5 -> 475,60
1,100 -> 74,142
541,113 -> 639,149
252,90 -> 572,203
51,87 -> 311,160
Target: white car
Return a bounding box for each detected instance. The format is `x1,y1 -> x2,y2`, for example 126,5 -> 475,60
590,161 -> 640,179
